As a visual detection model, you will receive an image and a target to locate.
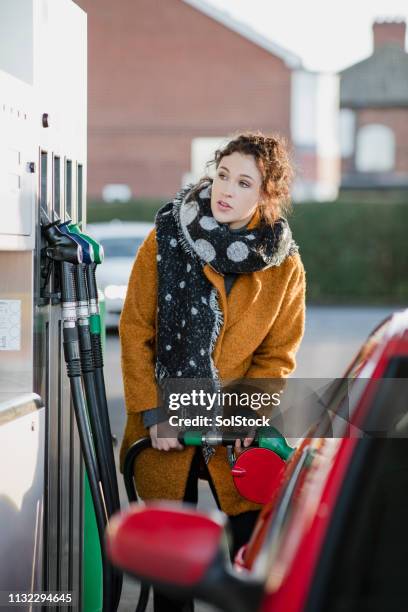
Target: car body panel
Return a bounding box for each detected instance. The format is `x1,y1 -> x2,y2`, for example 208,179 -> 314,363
248,309 -> 408,611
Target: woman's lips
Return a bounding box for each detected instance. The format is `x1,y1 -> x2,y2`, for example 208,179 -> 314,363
217,200 -> 232,212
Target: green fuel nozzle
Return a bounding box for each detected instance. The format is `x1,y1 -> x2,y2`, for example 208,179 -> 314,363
257,426 -> 294,461
68,222 -> 104,265
178,428 -> 294,462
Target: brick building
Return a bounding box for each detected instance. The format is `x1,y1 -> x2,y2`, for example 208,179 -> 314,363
339,20 -> 408,190
76,0 -> 339,202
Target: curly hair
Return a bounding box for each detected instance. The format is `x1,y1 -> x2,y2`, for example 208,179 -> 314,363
193,131 -> 294,225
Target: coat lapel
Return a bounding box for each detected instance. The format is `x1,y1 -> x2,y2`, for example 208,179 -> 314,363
226,271 -> 263,329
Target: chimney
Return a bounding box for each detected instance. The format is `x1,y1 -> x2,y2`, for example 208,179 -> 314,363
373,19 -> 406,50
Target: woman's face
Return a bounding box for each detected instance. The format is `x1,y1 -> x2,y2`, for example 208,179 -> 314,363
210,151 -> 263,230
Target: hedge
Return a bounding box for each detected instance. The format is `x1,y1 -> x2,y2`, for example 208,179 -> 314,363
87,198 -> 408,305
290,200 -> 408,304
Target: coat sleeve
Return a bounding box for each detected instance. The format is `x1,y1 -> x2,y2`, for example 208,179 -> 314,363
119,227 -> 160,414
245,254 -> 306,380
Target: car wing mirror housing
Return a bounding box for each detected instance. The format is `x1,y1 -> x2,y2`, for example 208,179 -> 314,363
106,502 -> 264,612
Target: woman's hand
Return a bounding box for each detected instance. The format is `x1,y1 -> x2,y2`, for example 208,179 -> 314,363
234,435 -> 255,456
149,423 -> 184,451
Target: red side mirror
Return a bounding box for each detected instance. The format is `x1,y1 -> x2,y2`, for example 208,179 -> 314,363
106,503 -> 265,612
106,503 -> 228,586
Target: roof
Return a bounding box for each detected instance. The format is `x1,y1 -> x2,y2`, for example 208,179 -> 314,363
182,0 -> 302,69
340,43 -> 408,108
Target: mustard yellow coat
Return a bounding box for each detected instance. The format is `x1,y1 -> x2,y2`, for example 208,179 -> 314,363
119,211 -> 306,515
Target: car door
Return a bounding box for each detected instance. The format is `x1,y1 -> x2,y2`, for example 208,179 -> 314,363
306,354 -> 408,612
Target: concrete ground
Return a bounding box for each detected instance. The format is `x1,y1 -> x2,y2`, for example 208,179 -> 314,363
105,305 -> 398,611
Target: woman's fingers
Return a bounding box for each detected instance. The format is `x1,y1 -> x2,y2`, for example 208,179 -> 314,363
149,423 -> 183,450
157,438 -> 183,451
245,428 -> 256,447
234,436 -> 254,456
166,438 -> 184,451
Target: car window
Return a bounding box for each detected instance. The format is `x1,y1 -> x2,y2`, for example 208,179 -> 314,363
309,317 -> 393,437
307,356 -> 408,612
343,316 -> 391,380
101,237 -> 143,258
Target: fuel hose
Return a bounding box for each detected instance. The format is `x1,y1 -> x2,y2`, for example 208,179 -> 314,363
41,216 -> 116,612
60,260 -> 113,612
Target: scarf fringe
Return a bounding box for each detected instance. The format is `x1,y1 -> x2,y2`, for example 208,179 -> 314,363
171,184 -> 201,262
208,287 -> 224,383
155,360 -> 170,384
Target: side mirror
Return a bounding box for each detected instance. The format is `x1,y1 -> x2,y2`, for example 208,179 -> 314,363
106,503 -> 263,612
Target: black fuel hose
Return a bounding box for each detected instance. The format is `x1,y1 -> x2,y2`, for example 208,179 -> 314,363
74,264 -> 117,518
60,262 -> 113,612
75,264 -> 123,610
42,217 -> 118,610
74,262 -> 123,610
86,263 -> 121,512
122,438 -> 154,612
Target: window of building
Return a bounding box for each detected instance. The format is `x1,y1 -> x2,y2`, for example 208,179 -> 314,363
355,124 -> 395,172
102,184 -> 131,203
339,109 -> 355,158
188,137 -> 228,185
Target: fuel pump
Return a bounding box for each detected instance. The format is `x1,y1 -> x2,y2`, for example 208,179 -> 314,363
0,2 -> 111,608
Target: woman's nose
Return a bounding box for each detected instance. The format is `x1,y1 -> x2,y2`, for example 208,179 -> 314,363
221,183 -> 234,198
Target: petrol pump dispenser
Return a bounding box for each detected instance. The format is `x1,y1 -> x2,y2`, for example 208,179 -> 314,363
0,2 -> 110,610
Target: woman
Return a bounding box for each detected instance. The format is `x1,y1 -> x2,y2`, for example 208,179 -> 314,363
119,132 -> 306,610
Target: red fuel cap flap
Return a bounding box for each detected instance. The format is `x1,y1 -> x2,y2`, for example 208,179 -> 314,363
231,447 -> 285,504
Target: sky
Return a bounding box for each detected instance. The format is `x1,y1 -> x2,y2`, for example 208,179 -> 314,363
205,0 -> 408,72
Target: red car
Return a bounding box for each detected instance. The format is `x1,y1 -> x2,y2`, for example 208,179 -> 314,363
107,309 -> 408,612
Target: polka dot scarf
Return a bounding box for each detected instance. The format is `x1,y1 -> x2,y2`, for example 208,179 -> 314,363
154,180 -> 298,459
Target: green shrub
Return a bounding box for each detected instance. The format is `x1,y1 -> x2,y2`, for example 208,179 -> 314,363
87,197 -> 408,305
87,198 -> 165,223
290,200 -> 408,305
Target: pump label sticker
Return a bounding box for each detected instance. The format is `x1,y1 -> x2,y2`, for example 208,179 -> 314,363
0,300 -> 21,351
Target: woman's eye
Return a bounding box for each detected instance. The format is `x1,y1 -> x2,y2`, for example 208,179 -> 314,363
218,173 -> 226,179
240,181 -> 250,188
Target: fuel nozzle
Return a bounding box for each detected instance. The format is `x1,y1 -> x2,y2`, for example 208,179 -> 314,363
57,219 -> 95,265
68,220 -> 104,265
40,209 -> 83,264
65,223 -> 104,316
57,220 -> 106,345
